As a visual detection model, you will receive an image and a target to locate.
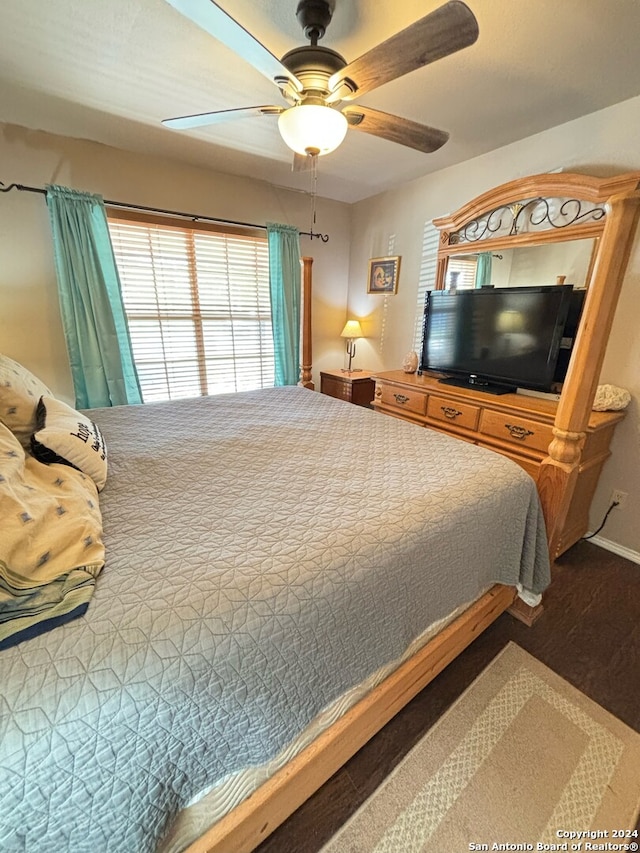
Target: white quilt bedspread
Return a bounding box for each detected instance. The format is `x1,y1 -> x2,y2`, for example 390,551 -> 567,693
0,386 -> 550,852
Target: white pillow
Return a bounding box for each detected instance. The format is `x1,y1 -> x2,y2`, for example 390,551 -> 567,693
31,396 -> 108,491
0,353 -> 53,448
0,420 -> 104,650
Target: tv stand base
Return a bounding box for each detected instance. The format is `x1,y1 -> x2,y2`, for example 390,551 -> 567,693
439,375 -> 515,396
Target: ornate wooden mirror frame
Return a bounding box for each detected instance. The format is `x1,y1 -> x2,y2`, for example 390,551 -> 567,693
432,172 -> 640,560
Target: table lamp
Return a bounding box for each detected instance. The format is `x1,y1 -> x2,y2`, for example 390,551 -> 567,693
340,320 -> 363,372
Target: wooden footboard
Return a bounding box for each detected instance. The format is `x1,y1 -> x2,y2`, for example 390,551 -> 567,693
184,583 -> 517,853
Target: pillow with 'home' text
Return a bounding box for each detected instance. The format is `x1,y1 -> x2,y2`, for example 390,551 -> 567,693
31,396 -> 108,491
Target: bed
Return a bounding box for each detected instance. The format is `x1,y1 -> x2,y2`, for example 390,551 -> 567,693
0,369 -> 550,852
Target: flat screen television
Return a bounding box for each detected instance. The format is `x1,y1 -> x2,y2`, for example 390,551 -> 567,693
420,285 -> 575,395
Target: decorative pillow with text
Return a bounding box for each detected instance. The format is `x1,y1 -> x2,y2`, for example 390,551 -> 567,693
31,396 -> 108,491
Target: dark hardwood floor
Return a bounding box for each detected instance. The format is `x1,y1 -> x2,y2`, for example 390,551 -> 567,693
256,540 -> 640,852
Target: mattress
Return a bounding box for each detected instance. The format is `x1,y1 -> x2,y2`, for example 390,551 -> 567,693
0,386 -> 550,852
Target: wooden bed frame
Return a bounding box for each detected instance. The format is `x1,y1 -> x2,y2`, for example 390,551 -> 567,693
183,171 -> 640,851
185,585 -> 516,853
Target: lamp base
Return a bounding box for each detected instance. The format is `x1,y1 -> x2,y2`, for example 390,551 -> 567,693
341,368 -> 363,373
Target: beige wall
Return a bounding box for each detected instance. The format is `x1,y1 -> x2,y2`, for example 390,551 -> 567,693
348,94 -> 640,559
0,122 -> 352,398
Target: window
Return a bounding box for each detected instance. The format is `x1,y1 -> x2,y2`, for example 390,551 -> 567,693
445,255 -> 478,290
108,214 -> 273,402
413,226 -> 480,352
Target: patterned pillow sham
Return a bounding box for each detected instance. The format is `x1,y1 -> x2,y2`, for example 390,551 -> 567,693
0,353 -> 53,449
0,421 -> 105,650
31,396 -> 108,491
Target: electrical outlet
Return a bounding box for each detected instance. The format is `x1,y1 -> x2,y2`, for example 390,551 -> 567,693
611,489 -> 628,508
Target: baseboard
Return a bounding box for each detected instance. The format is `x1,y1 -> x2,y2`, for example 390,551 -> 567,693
583,534 -> 640,566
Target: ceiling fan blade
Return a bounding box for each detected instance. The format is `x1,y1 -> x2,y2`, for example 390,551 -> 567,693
342,106 -> 449,153
329,1 -> 478,101
162,105 -> 284,130
165,0 -> 302,97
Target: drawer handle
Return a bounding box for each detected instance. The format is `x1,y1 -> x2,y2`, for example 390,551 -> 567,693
394,393 -> 410,404
505,423 -> 534,441
441,405 -> 462,420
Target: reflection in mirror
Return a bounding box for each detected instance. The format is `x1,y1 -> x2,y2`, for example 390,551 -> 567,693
445,238 -> 595,291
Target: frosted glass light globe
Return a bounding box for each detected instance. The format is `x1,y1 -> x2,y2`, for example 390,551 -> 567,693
278,105 -> 348,156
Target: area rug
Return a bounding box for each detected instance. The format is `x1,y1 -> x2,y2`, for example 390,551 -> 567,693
321,642 -> 640,853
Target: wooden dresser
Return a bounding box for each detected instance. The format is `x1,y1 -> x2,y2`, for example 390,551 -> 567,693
373,370 -> 624,557
320,370 -> 376,408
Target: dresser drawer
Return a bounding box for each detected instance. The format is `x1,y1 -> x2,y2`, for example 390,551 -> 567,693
479,410 -> 553,454
427,395 -> 480,431
428,424 -> 476,443
378,384 -> 427,416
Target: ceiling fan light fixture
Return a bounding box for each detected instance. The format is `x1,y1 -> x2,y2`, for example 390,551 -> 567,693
278,105 -> 348,156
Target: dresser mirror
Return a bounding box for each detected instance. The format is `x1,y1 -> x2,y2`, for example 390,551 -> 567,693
428,172 -> 640,563
444,237 -> 596,291
374,172 -> 640,573
372,173 -> 639,570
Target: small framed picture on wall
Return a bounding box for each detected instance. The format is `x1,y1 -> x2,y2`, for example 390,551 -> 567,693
367,256 -> 401,294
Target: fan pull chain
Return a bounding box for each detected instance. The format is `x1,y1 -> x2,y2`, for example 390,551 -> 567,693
309,152 -> 318,232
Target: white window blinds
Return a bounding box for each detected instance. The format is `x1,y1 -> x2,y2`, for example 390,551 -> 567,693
108,216 -> 273,402
413,221 -> 440,352
446,256 -> 478,289
414,225 -> 482,353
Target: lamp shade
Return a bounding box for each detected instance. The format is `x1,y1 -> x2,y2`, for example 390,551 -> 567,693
278,105 -> 348,156
496,309 -> 525,333
340,319 -> 363,339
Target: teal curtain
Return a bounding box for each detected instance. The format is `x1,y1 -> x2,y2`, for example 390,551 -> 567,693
267,223 -> 301,386
46,185 -> 142,408
475,252 -> 492,288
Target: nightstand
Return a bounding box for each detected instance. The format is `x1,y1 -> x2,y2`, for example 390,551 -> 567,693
320,370 -> 376,408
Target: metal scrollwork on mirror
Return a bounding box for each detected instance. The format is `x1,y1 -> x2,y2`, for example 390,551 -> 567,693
447,195 -> 607,244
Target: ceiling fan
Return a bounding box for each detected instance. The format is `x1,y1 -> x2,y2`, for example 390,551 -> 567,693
162,0 -> 479,159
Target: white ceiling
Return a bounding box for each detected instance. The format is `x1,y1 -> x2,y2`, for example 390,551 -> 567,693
2,0 -> 640,203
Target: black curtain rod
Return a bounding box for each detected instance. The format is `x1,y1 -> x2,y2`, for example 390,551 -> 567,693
0,182 -> 329,243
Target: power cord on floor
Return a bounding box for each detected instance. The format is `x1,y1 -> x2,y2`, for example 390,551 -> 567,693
582,500 -> 619,540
